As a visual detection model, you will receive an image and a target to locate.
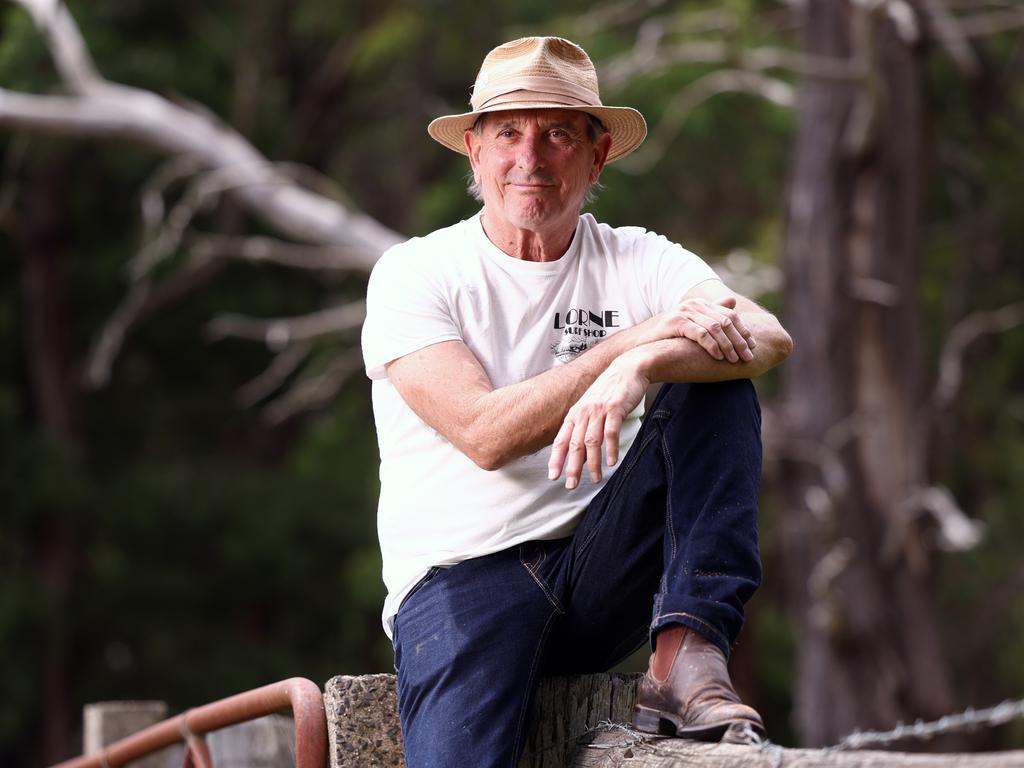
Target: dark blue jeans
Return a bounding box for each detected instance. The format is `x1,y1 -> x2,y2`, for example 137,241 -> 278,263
392,380 -> 763,767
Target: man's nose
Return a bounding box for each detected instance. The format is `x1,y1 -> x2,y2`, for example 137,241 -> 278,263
516,134 -> 545,171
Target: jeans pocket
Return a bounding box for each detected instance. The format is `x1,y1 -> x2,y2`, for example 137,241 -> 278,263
403,566 -> 442,608
518,542 -> 547,572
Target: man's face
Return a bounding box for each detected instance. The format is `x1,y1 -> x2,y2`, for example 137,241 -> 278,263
464,109 -> 611,235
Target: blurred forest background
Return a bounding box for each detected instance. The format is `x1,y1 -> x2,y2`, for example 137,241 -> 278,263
2,0 -> 1023,765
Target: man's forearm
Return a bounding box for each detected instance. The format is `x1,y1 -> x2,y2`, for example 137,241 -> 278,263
464,327 -> 641,469
546,309 -> 792,489
388,294 -> 783,472
632,311 -> 792,384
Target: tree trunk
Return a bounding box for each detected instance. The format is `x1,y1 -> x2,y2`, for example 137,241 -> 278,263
19,156 -> 79,764
780,0 -> 954,746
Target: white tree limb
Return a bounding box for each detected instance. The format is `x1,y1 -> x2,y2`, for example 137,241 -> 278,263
189,233 -> 362,272
920,0 -> 982,75
261,349 -> 364,425
600,41 -> 860,92
206,302 -> 367,351
82,252 -> 229,388
0,0 -> 408,397
616,69 -> 796,174
932,302 -> 1024,411
235,341 -> 313,409
958,6 -> 1024,35
13,0 -> 103,93
0,86 -> 401,267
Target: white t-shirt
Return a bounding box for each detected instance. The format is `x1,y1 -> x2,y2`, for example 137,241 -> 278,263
362,212 -> 718,637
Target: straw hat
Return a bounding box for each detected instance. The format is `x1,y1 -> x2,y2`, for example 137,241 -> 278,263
428,37 -> 647,163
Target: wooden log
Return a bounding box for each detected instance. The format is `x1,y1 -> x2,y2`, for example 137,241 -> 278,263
324,674 -> 1024,768
570,732 -> 1024,767
323,673 -> 638,768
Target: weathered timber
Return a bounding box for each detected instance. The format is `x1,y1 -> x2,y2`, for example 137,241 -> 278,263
570,733 -> 1024,767
521,674 -> 639,767
324,674 -> 1024,768
323,673 -> 639,768
205,715 -> 296,767
84,702 -> 171,768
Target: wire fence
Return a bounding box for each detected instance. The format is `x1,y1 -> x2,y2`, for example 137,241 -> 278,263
576,696 -> 1024,759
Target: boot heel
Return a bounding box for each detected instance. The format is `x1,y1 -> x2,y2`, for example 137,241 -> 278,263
632,706 -> 663,734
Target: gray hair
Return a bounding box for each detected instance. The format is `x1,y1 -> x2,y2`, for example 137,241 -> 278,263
465,112 -> 607,206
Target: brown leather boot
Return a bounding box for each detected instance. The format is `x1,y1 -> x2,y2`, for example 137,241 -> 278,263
632,624 -> 765,741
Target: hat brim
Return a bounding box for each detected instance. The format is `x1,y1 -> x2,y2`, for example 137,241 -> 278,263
427,103 -> 647,164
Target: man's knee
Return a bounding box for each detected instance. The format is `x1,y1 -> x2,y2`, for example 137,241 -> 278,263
651,380 -> 760,430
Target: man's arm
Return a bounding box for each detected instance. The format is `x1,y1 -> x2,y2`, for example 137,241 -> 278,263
547,280 -> 792,488
384,285 -> 759,471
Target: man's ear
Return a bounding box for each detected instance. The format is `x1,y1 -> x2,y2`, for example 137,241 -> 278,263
590,132 -> 612,183
465,128 -> 481,172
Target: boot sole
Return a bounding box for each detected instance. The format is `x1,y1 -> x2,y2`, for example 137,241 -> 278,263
633,704 -> 764,742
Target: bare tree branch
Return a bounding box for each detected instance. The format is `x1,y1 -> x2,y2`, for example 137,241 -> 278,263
0,0 -> 408,397
83,253 -> 229,388
0,88 -> 398,266
932,302 -> 1024,411
905,485 -> 985,551
261,349 -> 364,425
570,0 -> 672,36
957,6 -> 1024,35
616,69 -> 796,174
920,0 -> 982,75
188,233 -> 361,271
206,302 -> 367,350
235,341 -> 313,409
600,41 -> 860,91
0,0 -> 403,269
13,0 -> 103,93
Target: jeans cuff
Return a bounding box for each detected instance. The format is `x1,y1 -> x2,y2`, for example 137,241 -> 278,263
651,610 -> 733,658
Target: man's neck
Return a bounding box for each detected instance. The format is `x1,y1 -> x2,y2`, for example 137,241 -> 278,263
479,210 -> 579,263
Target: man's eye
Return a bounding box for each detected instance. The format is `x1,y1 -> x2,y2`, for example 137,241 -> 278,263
499,129 -> 516,138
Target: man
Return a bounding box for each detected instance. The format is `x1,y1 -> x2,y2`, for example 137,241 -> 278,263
361,36 -> 792,767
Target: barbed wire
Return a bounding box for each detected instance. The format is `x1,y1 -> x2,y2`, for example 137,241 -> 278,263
834,698 -> 1024,750
568,696 -> 1024,760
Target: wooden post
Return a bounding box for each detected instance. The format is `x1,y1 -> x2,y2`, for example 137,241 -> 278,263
323,674 -> 1024,768
570,733 -> 1024,767
81,702 -> 295,767
83,702 -> 171,768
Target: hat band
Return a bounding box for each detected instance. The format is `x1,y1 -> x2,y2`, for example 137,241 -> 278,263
472,75 -> 601,111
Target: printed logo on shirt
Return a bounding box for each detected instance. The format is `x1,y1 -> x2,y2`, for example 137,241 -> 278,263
550,308 -> 621,362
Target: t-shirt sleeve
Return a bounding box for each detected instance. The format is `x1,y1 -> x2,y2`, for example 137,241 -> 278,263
361,244 -> 462,381
634,231 -> 720,315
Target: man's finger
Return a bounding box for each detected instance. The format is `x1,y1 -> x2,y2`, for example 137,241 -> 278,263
717,296 -> 756,349
683,308 -> 735,362
584,413 -> 605,484
604,410 -> 623,466
715,307 -> 754,362
564,417 -> 590,490
548,417 -> 574,480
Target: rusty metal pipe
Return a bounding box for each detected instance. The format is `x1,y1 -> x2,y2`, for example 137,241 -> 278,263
52,677 -> 327,768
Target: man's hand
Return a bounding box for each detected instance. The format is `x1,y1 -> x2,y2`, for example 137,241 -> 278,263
547,293 -> 768,490
638,296 -> 756,363
547,350 -> 650,490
